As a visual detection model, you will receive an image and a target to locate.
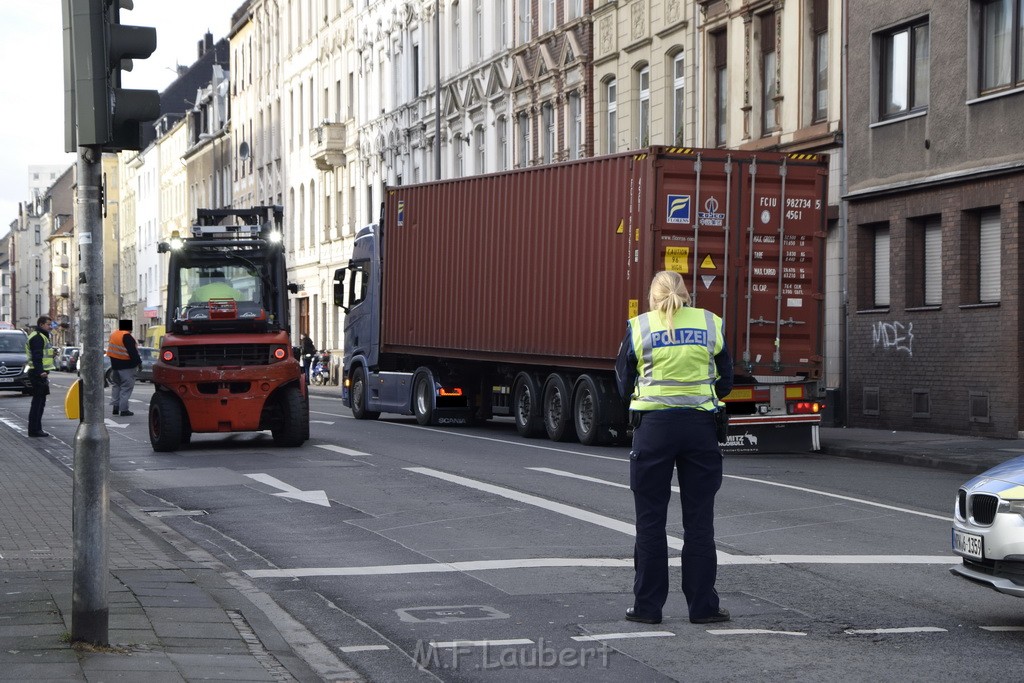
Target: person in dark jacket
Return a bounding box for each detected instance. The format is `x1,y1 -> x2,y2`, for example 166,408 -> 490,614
615,270 -> 734,625
106,319 -> 142,416
25,315 -> 57,437
300,335 -> 315,382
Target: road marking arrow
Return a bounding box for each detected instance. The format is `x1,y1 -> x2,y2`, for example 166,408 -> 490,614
104,419 -> 130,429
244,473 -> 331,507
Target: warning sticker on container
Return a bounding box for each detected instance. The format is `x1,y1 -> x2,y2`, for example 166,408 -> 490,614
664,247 -> 690,274
628,299 -> 639,319
397,200 -> 405,227
700,254 -> 716,269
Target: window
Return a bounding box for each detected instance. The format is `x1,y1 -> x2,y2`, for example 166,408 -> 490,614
568,0 -> 582,19
979,209 -> 1001,302
474,0 -> 483,61
497,115 -> 508,170
907,215 -> 942,307
712,31 -> 728,146
412,45 -> 420,96
978,0 -> 1024,93
606,79 -> 618,153
475,126 -> 486,172
672,53 -> 685,145
568,92 -> 582,159
879,19 -> 929,118
543,0 -> 556,33
455,134 -> 465,176
519,0 -> 531,44
761,13 -> 778,134
874,226 -> 891,308
497,0 -> 507,46
518,112 -> 531,167
451,2 -> 461,73
812,0 -> 829,121
638,66 -> 650,147
542,103 -> 555,163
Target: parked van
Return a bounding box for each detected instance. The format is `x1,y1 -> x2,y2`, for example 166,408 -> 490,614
0,329 -> 33,394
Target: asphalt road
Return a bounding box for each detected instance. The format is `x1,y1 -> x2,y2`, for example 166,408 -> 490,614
5,376 -> 1023,682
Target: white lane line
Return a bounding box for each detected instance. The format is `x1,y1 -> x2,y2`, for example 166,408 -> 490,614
723,474 -> 948,521
430,639 -> 534,648
245,557 -> 633,578
532,466 -> 946,522
339,645 -> 390,653
571,631 -> 675,642
845,627 -> 947,635
245,553 -> 954,578
406,466 -> 687,550
316,444 -> 372,456
980,626 -> 1024,632
708,629 -> 807,636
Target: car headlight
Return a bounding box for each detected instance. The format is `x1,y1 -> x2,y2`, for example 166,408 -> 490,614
998,499 -> 1024,515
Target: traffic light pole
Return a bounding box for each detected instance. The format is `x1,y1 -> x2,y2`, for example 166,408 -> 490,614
72,144 -> 110,645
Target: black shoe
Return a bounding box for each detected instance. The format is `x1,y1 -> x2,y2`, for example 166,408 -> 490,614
625,607 -> 662,624
28,431 -> 50,438
119,411 -> 134,417
690,608 -> 730,624
112,409 -> 119,416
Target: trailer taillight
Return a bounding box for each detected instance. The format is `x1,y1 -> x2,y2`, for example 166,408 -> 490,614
272,347 -> 288,360
790,401 -> 823,415
438,387 -> 463,397
161,349 -> 175,363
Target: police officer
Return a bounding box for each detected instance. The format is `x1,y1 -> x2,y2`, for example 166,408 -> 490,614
26,315 -> 57,437
615,270 -> 734,625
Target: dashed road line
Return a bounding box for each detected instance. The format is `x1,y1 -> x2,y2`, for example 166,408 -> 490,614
845,627 -> 946,634
315,444 -> 372,456
980,626 -> 1024,632
245,557 -> 632,578
571,631 -> 675,642
708,629 -> 807,636
339,644 -> 390,653
430,639 -> 534,648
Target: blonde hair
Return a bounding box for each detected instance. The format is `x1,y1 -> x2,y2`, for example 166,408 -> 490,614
648,270 -> 691,330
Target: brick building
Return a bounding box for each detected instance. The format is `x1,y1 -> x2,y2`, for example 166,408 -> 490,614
846,1 -> 1024,437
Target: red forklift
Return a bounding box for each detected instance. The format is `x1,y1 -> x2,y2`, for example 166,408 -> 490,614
149,206 -> 309,451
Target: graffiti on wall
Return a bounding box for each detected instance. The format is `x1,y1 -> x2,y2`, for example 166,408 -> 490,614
872,321 -> 914,356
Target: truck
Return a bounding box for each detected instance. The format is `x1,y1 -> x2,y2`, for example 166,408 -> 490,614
334,147 -> 827,453
149,206 -> 310,451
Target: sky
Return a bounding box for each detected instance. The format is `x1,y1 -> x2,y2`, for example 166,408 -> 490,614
0,0 -> 241,235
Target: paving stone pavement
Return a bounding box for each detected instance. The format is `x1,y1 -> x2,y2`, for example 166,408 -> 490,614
0,422 -> 361,682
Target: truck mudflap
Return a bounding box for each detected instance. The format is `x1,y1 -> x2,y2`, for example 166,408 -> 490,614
719,414 -> 821,454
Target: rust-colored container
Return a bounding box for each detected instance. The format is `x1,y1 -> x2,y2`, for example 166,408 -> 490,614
381,147 -> 827,381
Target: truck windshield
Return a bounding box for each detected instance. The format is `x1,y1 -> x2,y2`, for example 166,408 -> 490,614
181,264 -> 261,304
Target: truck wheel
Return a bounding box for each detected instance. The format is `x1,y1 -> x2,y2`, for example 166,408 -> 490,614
351,367 -> 380,420
542,373 -> 577,442
413,373 -> 434,426
272,385 -> 308,446
573,374 -> 610,446
149,392 -> 185,452
512,372 -> 544,438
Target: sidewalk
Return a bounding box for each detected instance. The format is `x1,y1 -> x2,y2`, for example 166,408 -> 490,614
820,425 -> 1024,475
0,430 -> 361,683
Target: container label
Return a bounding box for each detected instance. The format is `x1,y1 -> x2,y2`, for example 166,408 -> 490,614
666,195 -> 691,224
698,196 -> 726,227
664,247 -> 690,273
397,200 -> 405,227
628,299 -> 639,318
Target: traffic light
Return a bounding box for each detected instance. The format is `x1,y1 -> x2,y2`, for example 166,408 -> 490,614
63,0 -> 159,152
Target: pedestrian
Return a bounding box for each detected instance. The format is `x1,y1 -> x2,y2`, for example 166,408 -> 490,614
25,315 -> 57,437
615,270 -> 734,625
106,319 -> 142,417
300,334 -> 315,382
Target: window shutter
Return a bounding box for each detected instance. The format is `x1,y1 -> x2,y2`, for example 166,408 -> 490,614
979,210 -> 1000,303
874,228 -> 890,307
923,217 -> 941,306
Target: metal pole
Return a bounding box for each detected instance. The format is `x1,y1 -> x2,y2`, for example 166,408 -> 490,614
71,144 -> 109,645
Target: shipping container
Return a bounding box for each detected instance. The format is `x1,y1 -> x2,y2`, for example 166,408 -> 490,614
335,147 -> 828,452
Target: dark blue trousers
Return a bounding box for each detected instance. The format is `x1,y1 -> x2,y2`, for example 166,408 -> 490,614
629,408 -> 723,620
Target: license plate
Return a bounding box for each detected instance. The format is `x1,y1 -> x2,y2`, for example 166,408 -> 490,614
952,528 -> 983,559
0,377 -> 13,383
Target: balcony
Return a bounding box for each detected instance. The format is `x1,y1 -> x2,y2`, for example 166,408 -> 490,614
59,284 -> 70,298
310,123 -> 347,170
60,255 -> 69,268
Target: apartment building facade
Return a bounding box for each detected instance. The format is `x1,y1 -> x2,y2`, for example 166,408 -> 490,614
846,0 -> 1024,437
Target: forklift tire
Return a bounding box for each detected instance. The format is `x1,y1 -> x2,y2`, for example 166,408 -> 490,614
150,392 -> 186,452
272,384 -> 308,447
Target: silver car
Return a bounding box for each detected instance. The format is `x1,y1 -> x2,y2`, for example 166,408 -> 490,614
951,455 -> 1024,597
